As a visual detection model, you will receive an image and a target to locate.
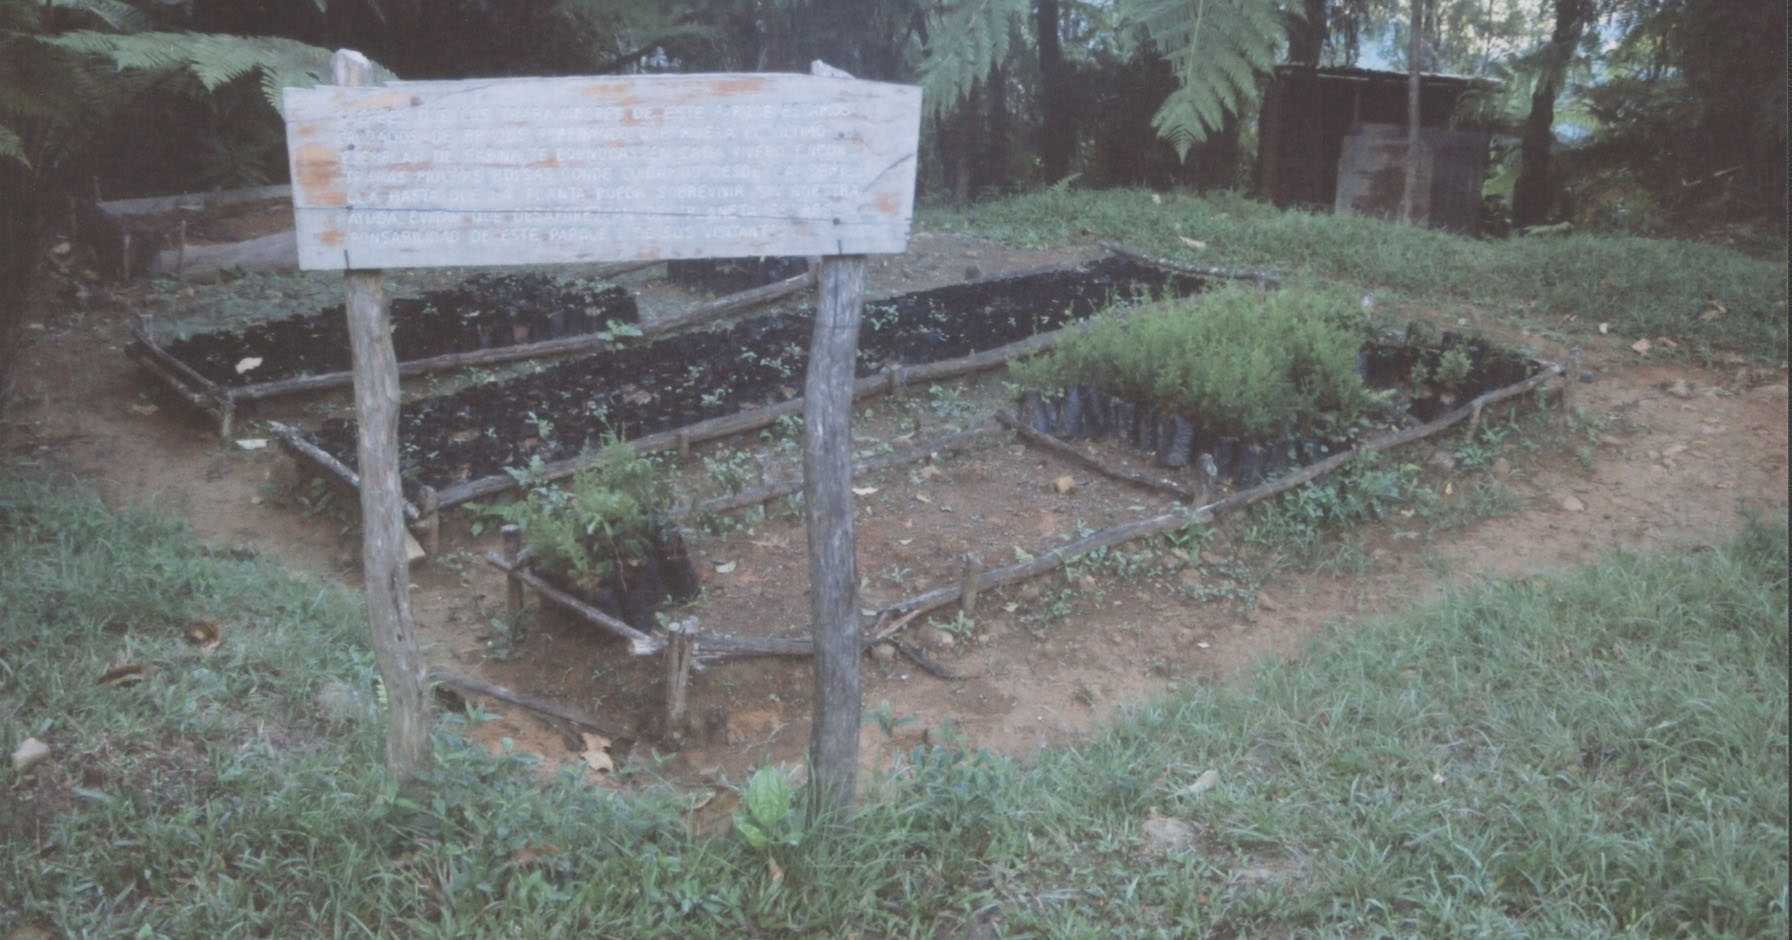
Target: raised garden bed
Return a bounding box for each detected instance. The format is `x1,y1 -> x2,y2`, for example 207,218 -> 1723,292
292,255 -> 1206,517
128,272 -> 640,436
82,183 -> 298,281
1018,332 -> 1540,491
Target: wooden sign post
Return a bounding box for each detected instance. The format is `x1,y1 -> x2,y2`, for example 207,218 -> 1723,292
285,55 -> 920,799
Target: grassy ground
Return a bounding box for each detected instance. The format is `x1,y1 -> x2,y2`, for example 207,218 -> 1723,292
3,468 -> 1784,937
923,189 -> 1790,363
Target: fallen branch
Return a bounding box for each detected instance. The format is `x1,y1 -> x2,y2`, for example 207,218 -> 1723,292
426,667 -> 634,741
995,410 -> 1200,500
1098,240 -> 1283,287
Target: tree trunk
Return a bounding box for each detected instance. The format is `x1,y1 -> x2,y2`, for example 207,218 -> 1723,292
1287,0 -> 1329,66
983,63 -> 1010,195
1512,0 -> 1590,229
1034,0 -> 1074,183
1401,0 -> 1423,224
804,257 -> 867,822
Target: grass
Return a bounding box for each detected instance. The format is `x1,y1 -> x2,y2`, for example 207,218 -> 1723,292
922,188 -> 1790,362
3,469 -> 1784,937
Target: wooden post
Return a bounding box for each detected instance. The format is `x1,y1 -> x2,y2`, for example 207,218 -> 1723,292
502,524 -> 525,618
335,49 -> 431,780
663,621 -> 695,737
959,553 -> 981,617
804,254 -> 867,819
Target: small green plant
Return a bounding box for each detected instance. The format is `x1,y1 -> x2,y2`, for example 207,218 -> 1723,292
1014,286 -> 1378,439
1435,345 -> 1473,387
732,766 -> 803,853
482,441 -> 666,591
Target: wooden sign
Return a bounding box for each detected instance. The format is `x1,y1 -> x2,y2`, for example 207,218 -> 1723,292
283,72 -> 921,270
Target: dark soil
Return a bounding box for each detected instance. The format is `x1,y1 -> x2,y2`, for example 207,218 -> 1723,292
308,257 -> 1205,492
1023,332 -> 1541,490
665,257 -> 809,294
157,273 -> 637,387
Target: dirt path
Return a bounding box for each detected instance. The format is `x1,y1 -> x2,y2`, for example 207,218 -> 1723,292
8,233 -> 1785,784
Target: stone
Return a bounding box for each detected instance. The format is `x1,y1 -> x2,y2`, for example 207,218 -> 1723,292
1053,475 -> 1076,494
1426,449 -> 1457,471
1141,811 -> 1195,853
1665,379 -> 1695,399
12,737 -> 51,773
869,642 -> 897,664
1556,492 -> 1586,513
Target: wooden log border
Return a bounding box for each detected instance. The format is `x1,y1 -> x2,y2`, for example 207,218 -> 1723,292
494,356 -> 1561,672
123,267 -> 813,437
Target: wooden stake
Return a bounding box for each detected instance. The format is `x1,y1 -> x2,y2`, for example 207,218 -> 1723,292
663,621 -> 696,736
959,553 -> 981,617
336,49 -> 431,780
805,252 -> 866,818
502,524 -> 525,618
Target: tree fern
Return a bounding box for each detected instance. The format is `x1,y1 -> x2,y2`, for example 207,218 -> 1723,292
46,31 -> 367,111
917,0 -> 1026,119
1124,0 -> 1290,158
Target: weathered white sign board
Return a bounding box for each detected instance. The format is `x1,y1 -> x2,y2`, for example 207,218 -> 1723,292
283,73 -> 921,270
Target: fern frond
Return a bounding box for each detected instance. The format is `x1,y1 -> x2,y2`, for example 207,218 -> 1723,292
45,31 -> 366,110
0,124 -> 28,169
917,0 -> 1027,119
1123,0 -> 1287,159
49,0 -> 153,32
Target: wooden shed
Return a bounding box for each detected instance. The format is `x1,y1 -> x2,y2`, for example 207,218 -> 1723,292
1255,65 -> 1492,234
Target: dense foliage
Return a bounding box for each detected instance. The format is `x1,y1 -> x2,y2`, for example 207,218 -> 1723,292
1015,286 -> 1380,439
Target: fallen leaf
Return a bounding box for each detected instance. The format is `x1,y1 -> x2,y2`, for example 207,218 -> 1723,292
1054,475 -> 1076,494
1188,768 -> 1220,795
1657,337 -> 1680,348
767,856 -> 785,883
12,737 -> 51,773
713,560 -> 736,574
917,465 -> 943,480
97,663 -> 147,686
1177,236 -> 1207,250
1631,338 -> 1653,354
1698,299 -> 1727,321
234,356 -> 263,374
851,486 -> 878,496
580,732 -> 613,775
1598,322 -> 1609,334
234,438 -> 268,450
507,843 -> 559,868
127,402 -> 159,416
186,620 -> 222,651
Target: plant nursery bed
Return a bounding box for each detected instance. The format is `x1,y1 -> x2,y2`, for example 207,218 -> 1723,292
127,272 -> 637,436
1019,331 -> 1542,492
300,255 -> 1205,507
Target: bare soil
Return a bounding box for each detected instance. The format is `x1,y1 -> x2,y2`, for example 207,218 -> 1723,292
9,229 -> 1787,788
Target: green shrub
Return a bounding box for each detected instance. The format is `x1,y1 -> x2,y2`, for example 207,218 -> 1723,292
1015,285 -> 1378,439
483,443 -> 668,590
